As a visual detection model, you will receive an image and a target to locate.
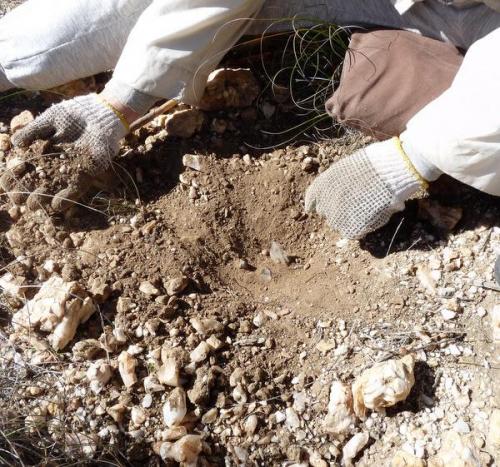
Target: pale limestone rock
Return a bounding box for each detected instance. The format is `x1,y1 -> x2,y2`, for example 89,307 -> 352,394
12,276 -> 95,350
157,357 -> 181,387
86,360 -> 112,394
190,341 -> 211,363
166,109 -> 205,138
352,355 -> 415,418
342,432 -> 369,466
10,110 -> 34,133
198,68 -> 260,111
0,133 -> 11,151
118,351 -> 137,388
324,381 -> 356,436
0,272 -> 27,298
159,435 -> 202,466
163,388 -> 187,427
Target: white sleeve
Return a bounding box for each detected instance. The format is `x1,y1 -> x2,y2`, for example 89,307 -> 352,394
106,0 -> 265,110
401,27 -> 500,196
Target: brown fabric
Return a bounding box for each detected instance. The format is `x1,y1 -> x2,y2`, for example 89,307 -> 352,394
326,29 -> 464,140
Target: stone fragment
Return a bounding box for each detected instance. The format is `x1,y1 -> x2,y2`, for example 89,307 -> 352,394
190,341 -> 211,363
165,109 -> 205,138
316,340 -> 336,353
159,435 -> 202,465
86,360 -> 112,394
12,276 -> 95,350
342,432 -> 369,466
270,241 -> 291,265
352,355 -> 415,418
441,309 -> 456,320
131,406 -> 147,425
285,407 -> 300,431
10,110 -> 34,133
198,68 -> 260,111
417,199 -> 462,233
144,375 -> 165,393
157,357 -> 181,387
63,432 -> 98,459
0,272 -> 27,298
165,276 -> 189,296
139,281 -> 160,296
0,133 -> 11,151
163,388 -> 187,427
206,335 -> 222,350
308,451 -> 328,467
244,414 -> 258,435
162,426 -> 188,441
324,381 -> 356,436
118,351 -> 137,388
107,403 -> 127,423
189,317 -> 223,336
188,366 -> 216,406
182,154 -> 207,172
72,339 -> 103,361
416,265 -> 437,295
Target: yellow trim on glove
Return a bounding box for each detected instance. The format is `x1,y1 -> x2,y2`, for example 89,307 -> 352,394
96,95 -> 130,132
393,137 -> 429,190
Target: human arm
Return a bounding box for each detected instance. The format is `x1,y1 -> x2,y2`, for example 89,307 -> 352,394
306,26 -> 500,238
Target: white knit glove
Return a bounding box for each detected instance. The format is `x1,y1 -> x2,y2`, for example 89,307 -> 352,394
5,94 -> 128,212
305,138 -> 440,239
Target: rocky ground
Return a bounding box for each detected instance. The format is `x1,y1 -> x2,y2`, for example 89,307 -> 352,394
0,3 -> 499,466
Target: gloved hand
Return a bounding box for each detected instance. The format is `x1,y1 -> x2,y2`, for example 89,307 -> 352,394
305,138 -> 440,239
2,93 -> 129,212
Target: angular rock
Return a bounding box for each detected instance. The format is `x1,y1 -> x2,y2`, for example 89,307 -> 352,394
352,354 -> 415,418
198,68 -> 260,111
139,281 -> 160,296
270,241 -> 291,265
0,133 -> 11,151
417,199 -> 462,233
187,366 -> 216,406
343,432 -> 369,467
157,357 -> 181,387
0,272 -> 27,298
165,276 -> 189,296
86,360 -> 112,394
118,351 -> 137,388
159,435 -> 202,465
10,110 -> 34,133
12,276 -> 95,350
165,109 -> 205,138
324,381 -> 356,436
190,341 -> 211,363
163,388 -> 187,427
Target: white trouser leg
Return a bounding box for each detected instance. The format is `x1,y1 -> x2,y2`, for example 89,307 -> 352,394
0,0 -> 151,90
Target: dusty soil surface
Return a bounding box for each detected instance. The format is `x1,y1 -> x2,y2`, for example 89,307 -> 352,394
0,4 -> 498,467
0,76 -> 498,466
